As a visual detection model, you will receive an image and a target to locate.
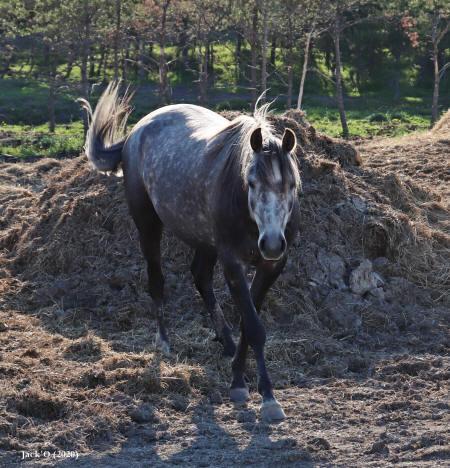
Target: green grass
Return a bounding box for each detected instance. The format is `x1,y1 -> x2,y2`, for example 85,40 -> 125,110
0,122 -> 84,159
0,79 -> 81,126
304,106 -> 430,138
299,92 -> 436,138
0,75 -> 446,160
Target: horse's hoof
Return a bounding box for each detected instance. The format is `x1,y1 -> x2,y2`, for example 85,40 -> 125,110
230,387 -> 250,403
260,399 -> 286,423
155,332 -> 171,356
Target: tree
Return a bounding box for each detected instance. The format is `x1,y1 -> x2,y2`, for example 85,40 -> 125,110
426,2 -> 450,124
327,0 -> 374,137
258,0 -> 271,98
18,0 -> 75,132
232,0 -> 261,107
187,0 -> 231,104
136,0 -> 179,104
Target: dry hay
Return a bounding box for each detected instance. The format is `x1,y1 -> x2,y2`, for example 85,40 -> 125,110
0,113 -> 449,462
432,108 -> 450,135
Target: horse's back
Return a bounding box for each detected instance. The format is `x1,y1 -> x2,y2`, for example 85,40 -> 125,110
122,104 -> 230,246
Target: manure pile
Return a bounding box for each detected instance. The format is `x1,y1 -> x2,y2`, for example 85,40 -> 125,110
0,112 -> 448,466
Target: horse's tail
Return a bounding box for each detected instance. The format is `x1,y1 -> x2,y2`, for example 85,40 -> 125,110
78,82 -> 133,172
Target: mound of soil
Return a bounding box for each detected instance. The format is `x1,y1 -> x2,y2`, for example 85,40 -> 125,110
432,108 -> 450,135
0,115 -> 448,466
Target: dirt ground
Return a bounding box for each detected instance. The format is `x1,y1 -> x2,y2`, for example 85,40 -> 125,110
0,111 -> 449,467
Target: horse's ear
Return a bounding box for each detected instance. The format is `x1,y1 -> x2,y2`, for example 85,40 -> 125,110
250,128 -> 263,152
282,128 -> 297,153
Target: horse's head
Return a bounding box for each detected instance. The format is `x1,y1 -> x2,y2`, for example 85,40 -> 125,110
245,127 -> 300,261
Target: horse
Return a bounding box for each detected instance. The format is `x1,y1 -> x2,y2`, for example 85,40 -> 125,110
79,83 -> 301,422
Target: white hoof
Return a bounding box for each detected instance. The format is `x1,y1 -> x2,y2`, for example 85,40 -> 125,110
230,387 -> 250,403
260,399 -> 286,422
155,332 -> 171,356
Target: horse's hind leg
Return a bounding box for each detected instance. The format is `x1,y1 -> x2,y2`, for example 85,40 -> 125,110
126,188 -> 169,354
190,247 -> 236,357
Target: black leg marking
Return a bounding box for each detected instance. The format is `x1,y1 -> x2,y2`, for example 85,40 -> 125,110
220,251 -> 286,420
251,257 -> 287,312
126,182 -> 169,355
191,247 -> 236,357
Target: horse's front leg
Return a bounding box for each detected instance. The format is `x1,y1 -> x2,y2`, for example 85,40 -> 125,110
251,257 -> 287,312
220,251 -> 285,422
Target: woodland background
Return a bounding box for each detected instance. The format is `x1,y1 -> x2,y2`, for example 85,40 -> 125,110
0,0 -> 449,157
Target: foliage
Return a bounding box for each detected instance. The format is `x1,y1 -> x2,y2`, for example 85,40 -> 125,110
0,0 -> 449,135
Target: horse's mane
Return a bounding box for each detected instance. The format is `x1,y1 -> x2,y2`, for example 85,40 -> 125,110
207,98 -> 300,189
205,98 -> 300,223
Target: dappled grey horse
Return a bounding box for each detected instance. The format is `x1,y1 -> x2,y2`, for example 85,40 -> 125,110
79,83 -> 301,421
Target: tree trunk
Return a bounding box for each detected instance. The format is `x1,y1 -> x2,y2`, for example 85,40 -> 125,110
137,38 -> 146,82
159,47 -> 170,104
286,22 -> 294,109
65,57 -> 74,80
89,50 -> 95,77
286,65 -> 293,108
97,45 -> 105,77
113,0 -> 121,81
199,42 -> 208,104
235,34 -> 242,83
250,3 -> 258,108
158,1 -> 171,104
80,56 -> 89,134
81,0 -> 90,135
270,35 -> 276,68
431,45 -> 440,125
260,0 -> 269,98
297,31 -> 312,110
122,39 -> 130,82
209,43 -> 215,87
48,74 -> 56,133
332,18 -> 349,138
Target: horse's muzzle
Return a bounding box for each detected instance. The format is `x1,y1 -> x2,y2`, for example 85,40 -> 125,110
258,232 -> 286,261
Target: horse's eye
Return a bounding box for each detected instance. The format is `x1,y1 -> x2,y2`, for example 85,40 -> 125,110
248,180 -> 255,190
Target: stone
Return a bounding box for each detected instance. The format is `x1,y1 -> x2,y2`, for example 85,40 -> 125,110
350,260 -> 384,296
129,403 -> 158,423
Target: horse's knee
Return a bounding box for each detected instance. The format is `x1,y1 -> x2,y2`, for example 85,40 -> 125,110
244,316 -> 266,350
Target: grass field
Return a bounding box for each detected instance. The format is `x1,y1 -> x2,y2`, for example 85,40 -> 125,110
0,77 -> 447,159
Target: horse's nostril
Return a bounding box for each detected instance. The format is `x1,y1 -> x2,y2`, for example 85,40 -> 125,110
280,236 -> 286,252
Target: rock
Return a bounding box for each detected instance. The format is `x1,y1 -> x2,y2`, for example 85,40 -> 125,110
108,272 -> 128,290
369,287 -> 385,300
320,290 -> 362,333
350,260 -> 384,296
81,369 -> 106,388
236,410 -> 256,423
22,349 -> 39,358
317,249 -> 346,290
350,196 -> 367,213
169,394 -> 189,412
37,279 -> 73,299
208,390 -> 223,405
0,322 -> 8,332
129,403 -> 158,423
366,440 -> 389,455
372,257 -> 390,275
308,436 -> 331,450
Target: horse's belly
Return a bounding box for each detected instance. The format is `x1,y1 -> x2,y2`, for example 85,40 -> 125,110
152,197 -> 215,246
147,165 -> 216,247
